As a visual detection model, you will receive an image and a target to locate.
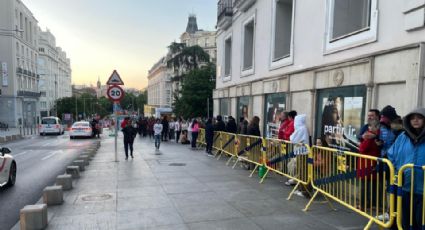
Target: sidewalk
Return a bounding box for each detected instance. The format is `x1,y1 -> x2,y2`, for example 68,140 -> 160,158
40,134 -> 371,230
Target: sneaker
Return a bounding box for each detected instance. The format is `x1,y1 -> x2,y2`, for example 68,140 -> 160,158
285,179 -> 297,186
131,154 -> 134,158
376,212 -> 390,222
294,190 -> 304,197
207,153 -> 214,157
125,157 -> 128,160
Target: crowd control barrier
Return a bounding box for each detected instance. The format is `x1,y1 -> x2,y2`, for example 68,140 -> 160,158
212,131 -> 222,154
197,128 -> 206,147
233,134 -> 265,178
396,164 -> 425,230
305,146 -> 395,229
263,138 -> 312,199
215,132 -> 237,163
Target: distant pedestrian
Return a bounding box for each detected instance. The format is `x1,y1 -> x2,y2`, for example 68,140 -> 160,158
175,118 -> 181,143
225,116 -> 237,133
122,117 -> 137,160
169,118 -> 175,141
214,115 -> 226,132
205,118 -> 214,156
283,111 -> 297,140
154,119 -> 163,150
161,116 -> 169,141
191,119 -> 200,149
247,116 -> 261,137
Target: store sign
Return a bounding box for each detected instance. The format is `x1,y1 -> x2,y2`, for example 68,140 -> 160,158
316,86 -> 366,152
1,62 -> 8,86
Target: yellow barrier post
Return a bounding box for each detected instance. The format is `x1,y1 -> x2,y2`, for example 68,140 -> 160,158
259,137 -> 270,184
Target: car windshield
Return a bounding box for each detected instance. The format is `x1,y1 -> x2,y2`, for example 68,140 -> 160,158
41,118 -> 57,125
73,122 -> 89,127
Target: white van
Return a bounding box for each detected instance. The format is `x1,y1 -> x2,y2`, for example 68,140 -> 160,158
39,117 -> 64,135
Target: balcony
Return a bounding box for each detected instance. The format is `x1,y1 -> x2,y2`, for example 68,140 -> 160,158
16,67 -> 22,74
217,0 -> 233,30
23,69 -> 27,75
234,0 -> 256,12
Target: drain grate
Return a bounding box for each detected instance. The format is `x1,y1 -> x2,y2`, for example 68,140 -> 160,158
168,163 -> 186,166
81,193 -> 112,202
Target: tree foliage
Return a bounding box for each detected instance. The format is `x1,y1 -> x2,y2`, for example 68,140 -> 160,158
167,43 -> 210,73
173,63 -> 216,118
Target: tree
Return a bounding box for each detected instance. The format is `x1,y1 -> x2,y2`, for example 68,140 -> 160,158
174,63 -> 216,118
167,43 -> 210,74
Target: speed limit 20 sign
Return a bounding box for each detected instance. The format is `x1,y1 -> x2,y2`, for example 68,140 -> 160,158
107,85 -> 125,102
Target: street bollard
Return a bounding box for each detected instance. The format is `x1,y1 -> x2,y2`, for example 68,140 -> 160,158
56,174 -> 73,191
66,166 -> 80,179
72,160 -> 85,171
43,185 -> 63,206
20,204 -> 48,230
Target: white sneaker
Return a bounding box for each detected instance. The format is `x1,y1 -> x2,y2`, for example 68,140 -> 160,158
285,179 -> 297,186
294,190 -> 304,197
376,212 -> 390,222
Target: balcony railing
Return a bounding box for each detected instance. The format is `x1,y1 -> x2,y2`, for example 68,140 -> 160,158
217,0 -> 233,22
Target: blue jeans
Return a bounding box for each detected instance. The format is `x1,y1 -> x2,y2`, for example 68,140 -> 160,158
155,134 -> 161,149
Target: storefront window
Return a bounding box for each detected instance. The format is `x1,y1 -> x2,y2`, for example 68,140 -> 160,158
237,96 -> 250,122
219,98 -> 230,117
264,93 -> 286,138
315,86 -> 366,152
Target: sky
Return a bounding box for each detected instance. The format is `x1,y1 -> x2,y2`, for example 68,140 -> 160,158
23,0 -> 217,90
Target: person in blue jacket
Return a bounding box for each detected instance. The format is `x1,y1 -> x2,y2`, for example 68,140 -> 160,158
388,107 -> 425,229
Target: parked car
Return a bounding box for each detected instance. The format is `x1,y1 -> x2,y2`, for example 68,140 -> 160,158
0,147 -> 16,188
39,117 -> 64,135
69,121 -> 93,139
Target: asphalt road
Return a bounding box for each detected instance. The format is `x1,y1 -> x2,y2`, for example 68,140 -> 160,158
0,133 -> 98,230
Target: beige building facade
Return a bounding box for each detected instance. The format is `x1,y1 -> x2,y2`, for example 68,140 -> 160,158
214,0 -> 425,147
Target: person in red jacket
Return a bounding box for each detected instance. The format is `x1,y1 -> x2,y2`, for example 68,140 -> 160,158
283,111 -> 297,141
278,112 -> 289,140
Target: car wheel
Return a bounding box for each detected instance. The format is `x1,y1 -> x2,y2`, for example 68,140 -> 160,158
7,162 -> 16,187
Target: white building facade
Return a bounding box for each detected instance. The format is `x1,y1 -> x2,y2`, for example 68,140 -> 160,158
0,0 -> 40,128
147,57 -> 173,110
38,29 -> 72,117
214,0 -> 425,148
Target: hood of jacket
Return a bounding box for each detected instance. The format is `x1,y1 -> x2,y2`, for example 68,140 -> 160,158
403,107 -> 425,144
294,114 -> 307,130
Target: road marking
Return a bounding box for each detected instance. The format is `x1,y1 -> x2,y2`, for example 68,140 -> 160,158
41,150 -> 63,161
14,150 -> 31,157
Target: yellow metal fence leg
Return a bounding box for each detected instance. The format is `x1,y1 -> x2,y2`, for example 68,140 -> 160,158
232,158 -> 240,169
364,219 -> 374,230
259,168 -> 269,184
303,190 -> 319,211
249,164 -> 259,177
287,182 -> 300,200
226,155 -> 234,166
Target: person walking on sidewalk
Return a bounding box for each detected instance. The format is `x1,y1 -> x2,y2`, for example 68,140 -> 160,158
205,118 -> 214,155
154,119 -> 163,150
122,117 -> 137,160
175,118 -> 181,143
191,119 -> 200,149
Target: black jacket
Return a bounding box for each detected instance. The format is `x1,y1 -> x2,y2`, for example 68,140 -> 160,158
122,126 -> 137,142
226,120 -> 237,134
247,124 -> 261,137
205,123 -> 214,141
214,121 -> 226,132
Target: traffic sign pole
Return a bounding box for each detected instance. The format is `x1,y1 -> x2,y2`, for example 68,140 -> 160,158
114,102 -> 118,162
107,70 -> 125,163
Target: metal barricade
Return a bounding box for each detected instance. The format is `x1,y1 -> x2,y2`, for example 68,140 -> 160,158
232,134 -> 265,178
305,146 -> 395,229
215,132 -> 237,163
197,128 -> 206,147
396,164 -> 425,230
263,138 -> 312,199
212,131 -> 222,155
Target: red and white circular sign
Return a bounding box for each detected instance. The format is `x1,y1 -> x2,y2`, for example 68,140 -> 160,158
107,85 -> 125,102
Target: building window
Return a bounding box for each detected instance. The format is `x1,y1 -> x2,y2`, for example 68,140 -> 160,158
39,48 -> 45,52
325,0 -> 378,53
331,0 -> 371,40
242,15 -> 255,75
224,35 -> 232,79
270,0 -> 294,69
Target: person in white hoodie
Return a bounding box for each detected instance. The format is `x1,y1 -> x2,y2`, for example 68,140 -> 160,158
285,114 -> 310,197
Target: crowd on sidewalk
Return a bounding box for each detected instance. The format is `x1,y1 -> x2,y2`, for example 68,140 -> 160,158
115,105 -> 425,229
